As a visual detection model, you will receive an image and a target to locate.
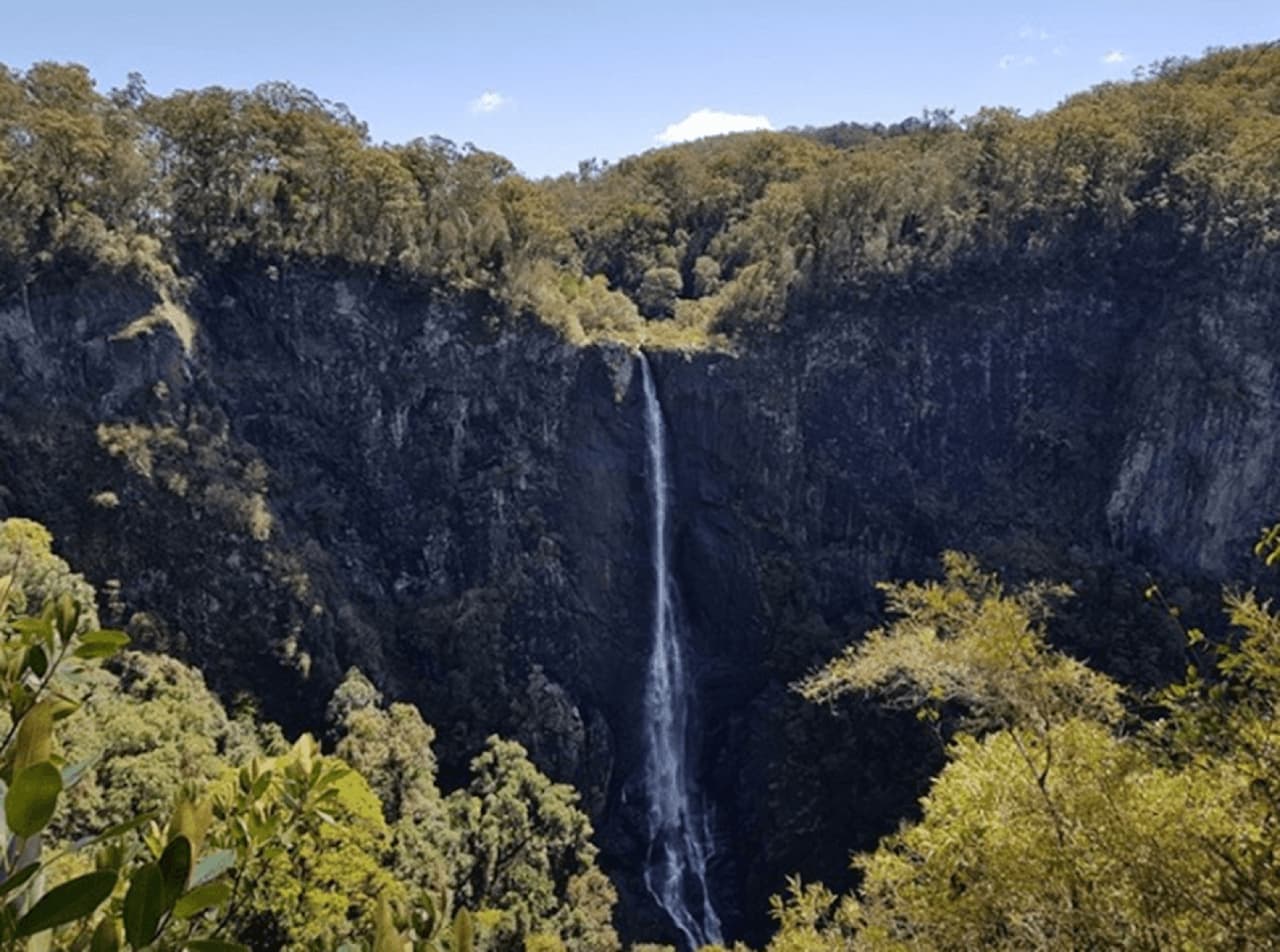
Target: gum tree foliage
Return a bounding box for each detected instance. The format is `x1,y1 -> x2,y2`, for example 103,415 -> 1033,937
327,671 -> 619,952
328,669 -> 455,901
7,46 -> 1277,350
209,736 -> 405,950
768,548 -> 1280,951
0,522 -> 620,950
0,518 -> 245,950
445,737 -> 618,952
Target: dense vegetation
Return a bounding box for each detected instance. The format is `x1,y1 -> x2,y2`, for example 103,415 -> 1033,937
3,40 -> 1280,952
0,519 -> 617,951
9,518 -> 1280,949
2,44 -> 1278,348
766,548 -> 1280,950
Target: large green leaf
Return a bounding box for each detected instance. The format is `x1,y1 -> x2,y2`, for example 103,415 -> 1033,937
13,702 -> 54,771
158,836 -> 192,908
373,897 -> 402,952
0,862 -> 39,898
172,881 -> 231,920
167,798 -> 213,857
184,941 -> 250,951
74,629 -> 130,660
453,909 -> 474,952
123,863 -> 165,948
11,617 -> 52,640
14,869 -> 117,937
6,761 -> 62,837
54,592 -> 79,640
89,917 -> 121,952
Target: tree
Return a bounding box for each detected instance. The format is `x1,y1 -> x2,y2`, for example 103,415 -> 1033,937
636,266 -> 682,319
56,651 -> 249,841
446,736 -> 618,952
329,668 -> 455,902
0,518 -> 244,951
212,735 -> 406,950
774,550 -> 1280,950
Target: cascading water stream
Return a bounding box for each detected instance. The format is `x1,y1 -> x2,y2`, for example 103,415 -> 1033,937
637,353 -> 723,950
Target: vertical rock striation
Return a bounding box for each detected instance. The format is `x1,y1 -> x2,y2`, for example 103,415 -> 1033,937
3,262 -> 1279,943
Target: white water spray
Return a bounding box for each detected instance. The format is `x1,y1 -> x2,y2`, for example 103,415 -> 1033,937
638,353 -> 723,950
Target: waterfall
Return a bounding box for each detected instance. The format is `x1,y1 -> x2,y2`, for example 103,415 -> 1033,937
638,353 -> 723,950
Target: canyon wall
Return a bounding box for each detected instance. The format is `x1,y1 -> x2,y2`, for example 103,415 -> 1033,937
3,262 -> 1278,942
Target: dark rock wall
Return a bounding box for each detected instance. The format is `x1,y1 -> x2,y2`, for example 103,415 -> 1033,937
3,262 -> 1278,944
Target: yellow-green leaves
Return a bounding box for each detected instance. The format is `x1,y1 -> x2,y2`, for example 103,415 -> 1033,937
6,761 -> 63,837
0,520 -> 616,950
796,552 -> 1121,734
13,700 -> 55,772
52,592 -> 79,643
453,908 -> 474,952
372,896 -> 403,952
167,794 -> 214,858
172,880 -> 231,920
74,629 -> 130,660
1256,522 -> 1280,566
784,550 -> 1280,951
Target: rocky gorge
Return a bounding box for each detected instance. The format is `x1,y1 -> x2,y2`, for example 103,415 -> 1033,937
3,252 -> 1278,943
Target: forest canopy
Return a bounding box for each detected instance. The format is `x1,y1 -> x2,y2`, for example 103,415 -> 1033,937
2,44 -> 1279,348
0,519 -> 618,951
3,41 -> 1280,950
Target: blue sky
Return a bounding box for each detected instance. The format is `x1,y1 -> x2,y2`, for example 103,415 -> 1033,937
4,1 -> 1277,178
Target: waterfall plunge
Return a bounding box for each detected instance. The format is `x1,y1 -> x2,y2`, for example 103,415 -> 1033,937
638,353 -> 723,950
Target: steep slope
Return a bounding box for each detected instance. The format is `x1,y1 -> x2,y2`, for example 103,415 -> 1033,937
4,255 -> 1279,942
4,43 -> 1280,945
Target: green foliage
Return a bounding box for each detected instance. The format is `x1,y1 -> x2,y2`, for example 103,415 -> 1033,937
55,652 -> 249,842
764,878 -> 856,952
0,63 -> 170,296
775,549 -> 1280,950
330,669 -> 454,900
10,46 -> 1278,350
7,760 -> 63,836
1149,588 -> 1280,943
0,520 -> 247,951
209,735 -> 405,949
14,869 -> 118,937
0,519 -> 624,951
445,737 -> 618,952
797,551 -> 1122,732
0,519 -> 98,624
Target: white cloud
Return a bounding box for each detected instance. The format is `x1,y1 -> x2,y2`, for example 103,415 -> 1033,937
1102,50 -> 1127,64
654,108 -> 772,145
469,90 -> 508,114
998,54 -> 1037,70
1018,26 -> 1051,41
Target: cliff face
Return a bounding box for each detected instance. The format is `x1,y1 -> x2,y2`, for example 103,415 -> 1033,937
3,262 -> 1278,943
